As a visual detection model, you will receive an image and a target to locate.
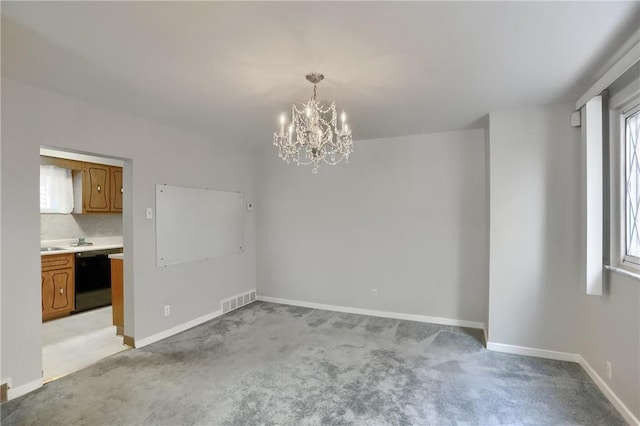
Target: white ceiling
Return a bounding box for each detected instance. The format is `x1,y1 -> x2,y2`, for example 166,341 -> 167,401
2,2 -> 639,146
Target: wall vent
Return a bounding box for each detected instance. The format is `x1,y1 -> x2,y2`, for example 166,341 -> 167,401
221,290 -> 257,314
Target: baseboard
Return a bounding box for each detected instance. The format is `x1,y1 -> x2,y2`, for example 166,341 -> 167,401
578,355 -> 640,426
486,341 -> 580,362
7,378 -> 42,401
134,309 -> 223,348
257,295 -> 485,330
487,342 -> 639,425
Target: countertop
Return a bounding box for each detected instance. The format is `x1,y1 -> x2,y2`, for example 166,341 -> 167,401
40,236 -> 123,256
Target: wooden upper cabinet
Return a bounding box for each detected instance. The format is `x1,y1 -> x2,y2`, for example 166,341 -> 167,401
81,162 -> 123,213
83,163 -> 110,212
110,166 -> 123,212
39,156 -> 123,214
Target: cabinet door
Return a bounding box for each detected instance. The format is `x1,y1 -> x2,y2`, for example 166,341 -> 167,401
42,269 -> 75,320
83,163 -> 110,212
42,254 -> 75,321
110,167 -> 123,212
110,258 -> 124,334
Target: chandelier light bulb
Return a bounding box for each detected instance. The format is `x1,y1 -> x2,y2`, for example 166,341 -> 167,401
273,73 -> 353,173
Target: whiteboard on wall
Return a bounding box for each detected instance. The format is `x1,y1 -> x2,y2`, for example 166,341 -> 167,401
156,184 -> 244,267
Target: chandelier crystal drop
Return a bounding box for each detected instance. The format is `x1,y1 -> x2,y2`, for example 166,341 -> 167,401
273,73 -> 353,174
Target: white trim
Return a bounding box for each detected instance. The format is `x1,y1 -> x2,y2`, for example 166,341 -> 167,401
134,309 -> 223,348
582,96 -> 604,296
7,378 -> 43,401
576,40 -> 640,109
486,341 -> 580,362
257,296 -> 485,330
605,264 -> 640,281
578,356 -> 640,426
40,147 -> 124,167
610,79 -> 640,111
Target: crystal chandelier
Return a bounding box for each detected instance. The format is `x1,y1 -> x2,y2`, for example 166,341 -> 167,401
273,73 -> 353,174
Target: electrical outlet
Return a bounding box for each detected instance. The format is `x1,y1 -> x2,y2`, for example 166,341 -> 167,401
164,305 -> 170,316
372,288 -> 378,297
606,361 -> 612,380
146,208 -> 153,219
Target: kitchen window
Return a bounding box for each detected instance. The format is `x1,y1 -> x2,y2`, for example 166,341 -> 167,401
40,165 -> 74,214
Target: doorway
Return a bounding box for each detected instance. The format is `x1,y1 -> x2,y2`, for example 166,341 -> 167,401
39,146 -> 130,382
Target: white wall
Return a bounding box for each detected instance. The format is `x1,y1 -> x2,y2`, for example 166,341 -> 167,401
579,272 -> 639,421
1,79 -> 257,395
488,103 -> 582,353
488,102 -> 639,420
484,123 -> 491,334
256,129 -> 489,324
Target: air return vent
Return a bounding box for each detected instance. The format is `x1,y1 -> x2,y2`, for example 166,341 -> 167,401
221,290 -> 256,314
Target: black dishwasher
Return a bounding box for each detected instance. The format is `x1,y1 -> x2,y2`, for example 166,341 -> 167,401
74,248 -> 122,313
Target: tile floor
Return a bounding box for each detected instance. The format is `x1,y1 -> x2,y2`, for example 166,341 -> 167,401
42,306 -> 129,382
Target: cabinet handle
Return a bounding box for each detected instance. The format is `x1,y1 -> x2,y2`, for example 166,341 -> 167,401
121,187 -> 124,193
97,185 -> 101,192
59,288 -> 64,294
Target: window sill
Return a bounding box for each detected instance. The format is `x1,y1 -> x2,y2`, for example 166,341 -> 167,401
604,265 -> 640,281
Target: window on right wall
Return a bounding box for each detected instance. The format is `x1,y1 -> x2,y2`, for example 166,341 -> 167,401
622,103 -> 640,268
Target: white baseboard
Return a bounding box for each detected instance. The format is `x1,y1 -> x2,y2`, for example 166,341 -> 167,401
487,341 -> 639,425
486,341 -> 581,362
577,355 -> 639,426
257,295 -> 485,330
8,378 -> 42,401
134,309 -> 223,348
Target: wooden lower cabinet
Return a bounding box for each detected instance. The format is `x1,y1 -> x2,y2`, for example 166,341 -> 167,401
42,254 -> 75,321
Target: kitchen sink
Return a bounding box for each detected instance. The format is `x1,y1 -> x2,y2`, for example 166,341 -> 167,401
41,247 -> 65,252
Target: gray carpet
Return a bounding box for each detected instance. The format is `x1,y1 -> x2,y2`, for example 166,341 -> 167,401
1,301 -> 626,425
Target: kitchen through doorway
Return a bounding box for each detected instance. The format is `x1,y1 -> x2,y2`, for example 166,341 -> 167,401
40,147 -> 130,383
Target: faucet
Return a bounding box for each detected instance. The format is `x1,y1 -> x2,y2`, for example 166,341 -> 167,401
73,237 -> 93,247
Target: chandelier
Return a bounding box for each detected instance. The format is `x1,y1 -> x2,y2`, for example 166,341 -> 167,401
273,73 -> 353,174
